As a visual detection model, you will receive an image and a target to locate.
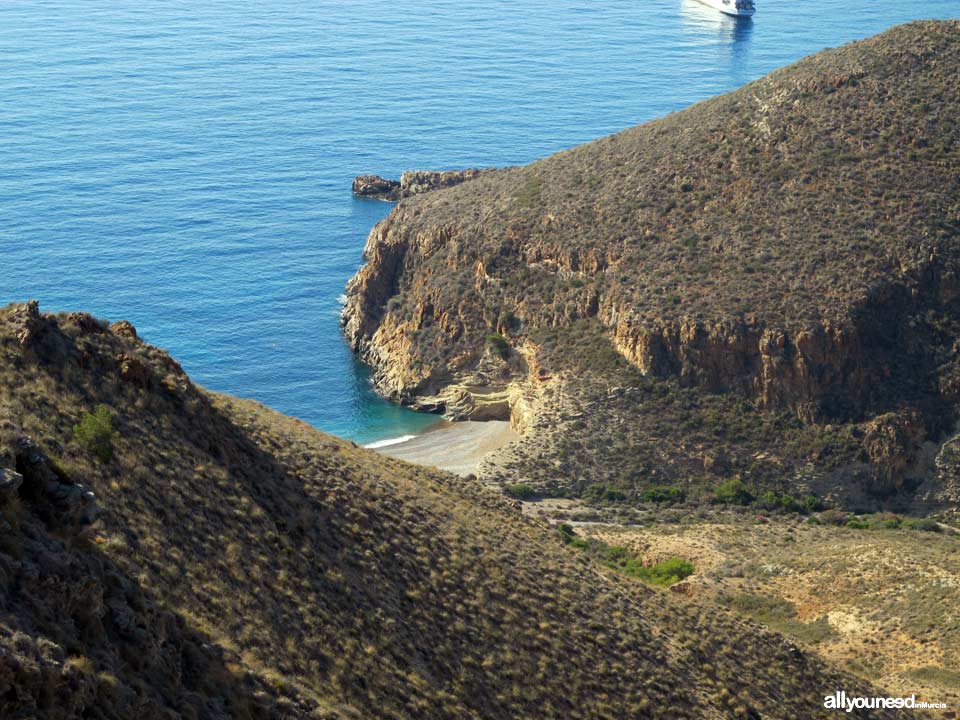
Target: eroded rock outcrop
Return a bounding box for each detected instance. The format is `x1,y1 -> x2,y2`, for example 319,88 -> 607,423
352,168 -> 491,201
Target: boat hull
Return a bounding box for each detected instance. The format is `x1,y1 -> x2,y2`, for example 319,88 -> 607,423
693,0 -> 755,16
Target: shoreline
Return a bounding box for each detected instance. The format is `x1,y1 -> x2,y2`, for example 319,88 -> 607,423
369,420 -> 518,476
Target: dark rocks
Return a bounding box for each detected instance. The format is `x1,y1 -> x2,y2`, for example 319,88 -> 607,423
399,169 -> 486,195
118,354 -> 153,389
352,174 -> 402,201
15,436 -> 102,530
861,410 -> 926,495
45,481 -> 102,528
0,468 -> 23,503
352,168 -> 490,201
65,312 -> 106,335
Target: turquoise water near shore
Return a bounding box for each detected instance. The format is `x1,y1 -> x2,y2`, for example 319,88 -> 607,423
2,1 -> 957,443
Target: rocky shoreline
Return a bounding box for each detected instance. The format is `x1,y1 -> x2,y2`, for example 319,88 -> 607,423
352,168 -> 493,201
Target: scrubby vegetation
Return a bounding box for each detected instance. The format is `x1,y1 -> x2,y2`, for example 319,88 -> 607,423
485,332 -> 510,359
0,302 -> 902,718
810,510 -> 944,533
72,404 -> 119,461
579,517 -> 960,708
482,322 -> 869,505
557,524 -> 693,587
345,21 -> 960,514
503,482 -> 535,500
641,486 -> 686,503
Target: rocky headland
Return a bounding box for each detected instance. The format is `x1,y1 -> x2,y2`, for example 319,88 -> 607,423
342,21 -> 960,514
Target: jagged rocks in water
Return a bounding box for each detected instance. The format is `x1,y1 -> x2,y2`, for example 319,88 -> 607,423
352,174 -> 402,200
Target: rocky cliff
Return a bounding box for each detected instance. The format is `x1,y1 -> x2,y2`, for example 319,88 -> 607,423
343,21 -> 960,511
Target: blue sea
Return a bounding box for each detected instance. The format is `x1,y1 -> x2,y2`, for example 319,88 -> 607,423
2,1 -> 957,443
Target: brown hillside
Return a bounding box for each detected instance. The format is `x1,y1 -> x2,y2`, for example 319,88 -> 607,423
0,300 -> 913,718
343,21 -> 960,511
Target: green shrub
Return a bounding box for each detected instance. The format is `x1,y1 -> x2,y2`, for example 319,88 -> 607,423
485,333 -> 510,358
818,509 -> 849,526
757,491 -> 780,510
73,405 -> 119,462
557,523 -> 589,550
583,485 -> 627,503
641,486 -> 686,503
778,494 -> 801,513
871,512 -> 902,530
504,483 -> 536,500
557,524 -> 694,587
757,491 -> 816,514
714,478 -> 753,505
630,557 -> 695,587
602,488 -> 626,502
902,517 -> 942,533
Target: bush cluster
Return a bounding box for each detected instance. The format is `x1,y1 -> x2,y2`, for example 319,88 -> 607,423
73,405 -> 119,462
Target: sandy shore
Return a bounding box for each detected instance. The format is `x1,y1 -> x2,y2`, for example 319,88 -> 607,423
368,420 -> 518,476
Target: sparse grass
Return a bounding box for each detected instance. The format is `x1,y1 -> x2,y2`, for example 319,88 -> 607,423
906,666 -> 960,691
719,592 -> 797,623
577,516 -> 960,707
0,302 -> 891,719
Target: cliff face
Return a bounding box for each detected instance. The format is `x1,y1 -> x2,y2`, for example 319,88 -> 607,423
611,259 -> 960,422
342,21 -> 960,509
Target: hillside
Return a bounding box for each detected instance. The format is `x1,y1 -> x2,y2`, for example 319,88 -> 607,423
342,21 -> 960,512
578,516 -> 960,709
0,300 -> 915,718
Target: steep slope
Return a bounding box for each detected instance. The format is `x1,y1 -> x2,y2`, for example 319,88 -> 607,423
343,21 -> 960,511
0,301 -> 909,719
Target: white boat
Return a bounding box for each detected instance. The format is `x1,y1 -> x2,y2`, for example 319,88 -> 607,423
694,0 -> 755,17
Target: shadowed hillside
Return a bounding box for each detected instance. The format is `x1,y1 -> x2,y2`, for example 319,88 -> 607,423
0,301 -> 912,718
343,21 -> 960,512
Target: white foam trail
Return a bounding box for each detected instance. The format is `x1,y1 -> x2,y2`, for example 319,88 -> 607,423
364,434 -> 416,449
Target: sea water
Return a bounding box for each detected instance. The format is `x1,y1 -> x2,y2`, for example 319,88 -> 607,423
2,0 -> 957,443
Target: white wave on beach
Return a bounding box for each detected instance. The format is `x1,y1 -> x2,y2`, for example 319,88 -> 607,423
337,293 -> 348,305
364,434 -> 416,449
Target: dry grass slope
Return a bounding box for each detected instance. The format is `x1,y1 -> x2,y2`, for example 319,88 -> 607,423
579,517 -> 960,710
0,302 -> 913,718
